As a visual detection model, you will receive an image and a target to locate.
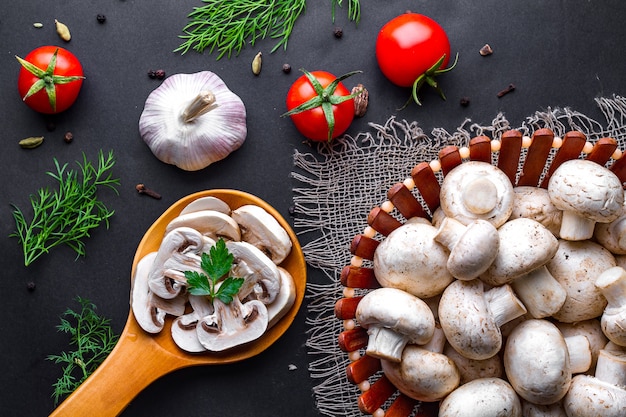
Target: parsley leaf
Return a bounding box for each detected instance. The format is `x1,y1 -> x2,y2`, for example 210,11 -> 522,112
184,238 -> 244,303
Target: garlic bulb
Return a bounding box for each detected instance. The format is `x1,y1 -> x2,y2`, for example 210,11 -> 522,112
139,71 -> 247,171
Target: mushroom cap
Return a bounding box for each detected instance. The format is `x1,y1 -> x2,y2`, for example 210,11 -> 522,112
482,218 -> 559,287
563,374 -> 626,417
596,266 -> 626,347
511,186 -> 562,237
439,279 -> 503,360
373,221 -> 453,298
594,210 -> 626,255
548,159 -> 624,224
520,399 -> 567,417
179,195 -> 232,216
439,161 -> 515,228
443,343 -> 504,384
355,287 -> 435,361
165,209 -> 241,241
436,217 -> 499,280
438,377 -> 522,417
504,319 -> 572,405
381,344 -> 460,402
546,239 -> 615,323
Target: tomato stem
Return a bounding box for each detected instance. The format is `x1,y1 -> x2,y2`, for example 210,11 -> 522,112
404,52 -> 458,107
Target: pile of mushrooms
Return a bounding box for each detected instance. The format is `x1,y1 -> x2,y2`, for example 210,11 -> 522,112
130,196 -> 296,353
350,157 -> 626,416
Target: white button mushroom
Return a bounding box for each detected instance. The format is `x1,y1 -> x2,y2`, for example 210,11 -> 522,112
434,217 -> 499,281
439,161 -> 515,228
380,327 -> 460,402
511,185 -> 562,237
547,159 -> 624,241
555,318 -> 609,374
439,279 -> 527,360
438,377 -> 522,417
482,218 -> 566,318
520,399 -> 567,417
373,221 -> 453,299
594,206 -> 626,255
504,319 -> 591,405
355,287 -> 436,362
546,239 -> 616,323
563,349 -> 626,416
443,342 -> 504,384
595,266 -> 626,347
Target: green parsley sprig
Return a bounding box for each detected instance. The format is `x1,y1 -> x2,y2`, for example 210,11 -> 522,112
175,0 -> 361,58
47,297 -> 119,405
10,150 -> 120,266
185,238 -> 245,304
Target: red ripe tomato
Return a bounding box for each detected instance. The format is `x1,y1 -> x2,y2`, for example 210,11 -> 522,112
376,13 -> 454,103
284,70 -> 358,142
16,46 -> 84,114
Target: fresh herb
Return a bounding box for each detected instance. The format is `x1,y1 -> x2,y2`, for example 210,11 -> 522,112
10,150 -> 120,266
47,297 -> 119,405
175,0 -> 361,58
185,238 -> 245,304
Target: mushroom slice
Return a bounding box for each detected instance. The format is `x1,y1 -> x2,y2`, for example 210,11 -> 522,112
266,267 -> 296,328
164,209 -> 241,242
196,297 -> 268,352
355,287 -> 436,362
179,196 -> 232,216
231,204 -> 292,264
171,295 -> 214,353
226,241 -> 281,305
148,227 -> 205,299
131,252 -> 166,334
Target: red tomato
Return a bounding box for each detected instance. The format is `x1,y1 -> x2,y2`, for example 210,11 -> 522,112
17,46 -> 84,114
284,70 -> 357,142
376,13 -> 452,88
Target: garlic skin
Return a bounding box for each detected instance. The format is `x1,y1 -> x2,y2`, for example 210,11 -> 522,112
139,71 -> 247,171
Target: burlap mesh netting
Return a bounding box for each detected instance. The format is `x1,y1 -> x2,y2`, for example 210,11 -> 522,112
292,95 -> 626,417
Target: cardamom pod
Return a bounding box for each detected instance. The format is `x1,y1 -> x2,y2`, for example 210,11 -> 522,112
252,52 -> 262,76
55,19 -> 71,42
19,136 -> 44,149
33,22 -> 43,28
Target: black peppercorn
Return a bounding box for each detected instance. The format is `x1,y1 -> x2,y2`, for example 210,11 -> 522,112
96,14 -> 107,23
282,63 -> 292,74
148,70 -> 157,79
26,281 -> 36,292
460,97 -> 470,107
155,69 -> 166,80
333,27 -> 343,38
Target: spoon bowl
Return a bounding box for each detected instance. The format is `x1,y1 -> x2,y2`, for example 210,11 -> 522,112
49,189 -> 307,417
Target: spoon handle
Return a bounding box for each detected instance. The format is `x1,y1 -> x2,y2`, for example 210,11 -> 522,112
49,316 -> 194,417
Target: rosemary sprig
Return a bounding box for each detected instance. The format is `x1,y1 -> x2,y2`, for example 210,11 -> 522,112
175,0 -> 361,58
47,297 -> 119,405
10,150 -> 120,266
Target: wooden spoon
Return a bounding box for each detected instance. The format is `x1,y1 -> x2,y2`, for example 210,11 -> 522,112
49,189 -> 307,417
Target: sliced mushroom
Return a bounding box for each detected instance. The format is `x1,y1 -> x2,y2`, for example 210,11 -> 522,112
548,159 -> 624,241
131,252 -> 166,334
226,240 -> 281,305
439,279 -> 526,360
164,209 -> 241,241
171,295 -> 214,353
266,267 -> 296,328
438,378 -> 522,417
355,287 -> 435,362
231,204 -> 292,264
148,227 -> 205,299
373,221 -> 453,299
439,161 -> 515,228
179,196 -> 232,216
196,297 -> 268,352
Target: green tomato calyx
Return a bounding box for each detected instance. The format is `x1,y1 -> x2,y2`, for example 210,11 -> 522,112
407,52 -> 458,107
282,68 -> 362,142
15,48 -> 85,112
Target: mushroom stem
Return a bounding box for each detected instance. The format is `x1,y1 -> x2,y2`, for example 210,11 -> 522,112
182,91 -> 218,123
484,284 -> 528,328
564,334 -> 592,374
595,266 -> 626,346
559,210 -> 597,241
510,265 -> 567,318
462,176 -> 499,214
366,326 -> 410,360
594,349 -> 626,386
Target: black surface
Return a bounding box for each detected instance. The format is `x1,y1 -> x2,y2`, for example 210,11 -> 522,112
2,1 -> 626,416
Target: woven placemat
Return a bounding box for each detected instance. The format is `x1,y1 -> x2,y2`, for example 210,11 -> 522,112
292,95 -> 626,417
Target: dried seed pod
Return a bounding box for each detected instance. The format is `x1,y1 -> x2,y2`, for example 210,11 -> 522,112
352,84 -> 369,117
55,19 -> 71,42
252,52 -> 262,76
19,136 -> 44,149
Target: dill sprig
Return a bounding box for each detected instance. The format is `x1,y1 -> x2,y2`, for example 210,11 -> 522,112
175,0 -> 361,58
47,297 -> 119,405
10,150 -> 120,266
